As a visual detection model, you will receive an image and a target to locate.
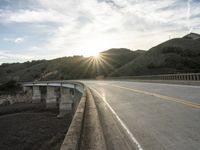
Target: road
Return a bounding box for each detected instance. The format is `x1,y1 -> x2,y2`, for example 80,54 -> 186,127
81,80 -> 200,150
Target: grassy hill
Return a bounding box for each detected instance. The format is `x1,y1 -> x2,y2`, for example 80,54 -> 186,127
41,48 -> 144,80
0,60 -> 48,83
0,48 -> 144,83
1,33 -> 200,83
110,33 -> 200,76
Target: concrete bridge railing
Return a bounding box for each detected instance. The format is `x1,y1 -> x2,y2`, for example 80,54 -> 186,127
23,81 -> 85,117
108,73 -> 200,81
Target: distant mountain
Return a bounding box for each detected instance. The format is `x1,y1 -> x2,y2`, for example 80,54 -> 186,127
183,32 -> 200,40
1,33 -> 200,83
0,48 -> 144,83
100,48 -> 145,70
110,33 -> 200,76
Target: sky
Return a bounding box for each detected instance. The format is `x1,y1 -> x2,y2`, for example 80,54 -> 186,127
0,0 -> 200,64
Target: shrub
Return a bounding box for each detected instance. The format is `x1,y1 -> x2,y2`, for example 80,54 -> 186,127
162,47 -> 182,54
0,80 -> 22,95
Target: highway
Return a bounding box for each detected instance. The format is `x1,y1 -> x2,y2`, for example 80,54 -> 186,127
81,80 -> 200,150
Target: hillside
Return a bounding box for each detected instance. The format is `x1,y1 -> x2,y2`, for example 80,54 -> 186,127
110,33 -> 200,76
0,60 -> 48,83
1,33 -> 200,82
0,48 -> 144,83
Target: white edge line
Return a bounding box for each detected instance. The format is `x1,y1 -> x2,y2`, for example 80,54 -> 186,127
91,88 -> 144,150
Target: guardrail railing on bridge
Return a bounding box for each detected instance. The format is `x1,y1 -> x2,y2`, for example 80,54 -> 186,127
108,73 -> 200,81
22,81 -> 85,117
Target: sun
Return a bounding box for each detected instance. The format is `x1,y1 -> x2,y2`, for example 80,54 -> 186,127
92,52 -> 100,58
82,50 -> 101,58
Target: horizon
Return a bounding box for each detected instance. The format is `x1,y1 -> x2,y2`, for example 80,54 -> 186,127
0,47 -> 139,65
0,0 -> 200,64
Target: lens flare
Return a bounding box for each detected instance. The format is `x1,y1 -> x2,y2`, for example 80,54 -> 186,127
92,52 -> 100,58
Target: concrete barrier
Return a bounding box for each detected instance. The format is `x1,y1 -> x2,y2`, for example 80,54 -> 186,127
23,82 -> 85,116
60,88 -> 106,150
60,90 -> 86,150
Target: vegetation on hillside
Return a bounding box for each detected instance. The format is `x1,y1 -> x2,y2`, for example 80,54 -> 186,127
0,49 -> 144,83
0,33 -> 200,82
110,34 -> 200,76
0,80 -> 22,95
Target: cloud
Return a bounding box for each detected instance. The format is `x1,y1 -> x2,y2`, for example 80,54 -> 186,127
14,37 -> 24,43
0,50 -> 34,64
97,0 -> 122,8
0,9 -> 66,23
0,0 -> 200,63
4,37 -> 25,43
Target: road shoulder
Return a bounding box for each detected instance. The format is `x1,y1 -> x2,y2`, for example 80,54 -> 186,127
91,89 -> 139,150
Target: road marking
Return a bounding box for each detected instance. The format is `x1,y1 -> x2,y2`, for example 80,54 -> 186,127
110,85 -> 200,109
91,88 -> 144,150
153,83 -> 200,88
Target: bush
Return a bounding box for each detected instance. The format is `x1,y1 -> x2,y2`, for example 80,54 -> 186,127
181,49 -> 196,57
162,47 -> 182,54
0,100 -> 10,107
0,80 -> 22,95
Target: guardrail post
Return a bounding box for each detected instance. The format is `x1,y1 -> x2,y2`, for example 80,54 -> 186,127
197,74 -> 199,80
193,74 -> 196,80
180,75 -> 182,80
23,86 -> 31,93
58,86 -> 73,117
46,85 -> 57,109
186,75 -> 188,80
32,86 -> 41,103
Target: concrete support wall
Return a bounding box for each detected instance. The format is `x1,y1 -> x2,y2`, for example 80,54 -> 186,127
32,86 -> 41,103
23,86 -> 32,96
72,90 -> 82,114
59,87 -> 73,117
23,86 -> 31,93
46,86 -> 57,108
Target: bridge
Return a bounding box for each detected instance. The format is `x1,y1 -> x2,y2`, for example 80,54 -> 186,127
22,73 -> 200,150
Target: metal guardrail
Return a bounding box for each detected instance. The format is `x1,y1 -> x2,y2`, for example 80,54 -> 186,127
108,73 -> 200,81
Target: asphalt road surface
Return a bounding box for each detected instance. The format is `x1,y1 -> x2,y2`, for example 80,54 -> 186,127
81,80 -> 200,150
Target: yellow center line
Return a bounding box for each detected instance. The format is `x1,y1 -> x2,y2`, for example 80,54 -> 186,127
110,84 -> 200,109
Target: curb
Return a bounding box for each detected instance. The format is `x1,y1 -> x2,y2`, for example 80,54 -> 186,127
80,88 -> 107,150
60,87 -> 106,150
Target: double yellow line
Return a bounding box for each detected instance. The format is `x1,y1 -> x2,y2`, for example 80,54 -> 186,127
110,84 -> 200,109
